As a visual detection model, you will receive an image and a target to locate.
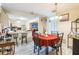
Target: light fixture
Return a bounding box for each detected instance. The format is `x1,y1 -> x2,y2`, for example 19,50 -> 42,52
50,17 -> 55,20
55,16 -> 59,19
54,3 -> 58,19
17,20 -> 21,23
52,3 -> 58,14
51,3 -> 63,20
20,17 -> 25,20
59,16 -> 63,19
50,16 -> 60,21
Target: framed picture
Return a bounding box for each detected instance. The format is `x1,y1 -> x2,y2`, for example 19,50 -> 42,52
60,13 -> 69,22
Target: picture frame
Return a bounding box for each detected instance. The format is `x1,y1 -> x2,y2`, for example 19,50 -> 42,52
60,13 -> 69,22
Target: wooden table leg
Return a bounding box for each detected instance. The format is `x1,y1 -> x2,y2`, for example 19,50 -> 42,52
2,47 -> 3,55
45,46 -> 48,55
21,37 -> 23,44
60,46 -> 62,55
25,36 -> 27,43
13,45 -> 15,55
16,38 -> 18,46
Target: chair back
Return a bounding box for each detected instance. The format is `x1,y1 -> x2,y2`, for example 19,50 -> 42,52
51,31 -> 59,36
33,33 -> 40,46
57,33 -> 64,46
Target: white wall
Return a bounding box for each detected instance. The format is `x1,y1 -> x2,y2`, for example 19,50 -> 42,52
38,17 -> 47,34
57,21 -> 71,39
46,18 -> 71,40
38,18 -> 43,34
0,8 -> 10,28
46,19 -> 51,34
47,17 -> 57,34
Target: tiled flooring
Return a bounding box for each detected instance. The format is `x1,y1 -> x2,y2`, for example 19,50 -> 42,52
15,41 -> 72,55
15,42 -> 56,55
14,31 -> 73,55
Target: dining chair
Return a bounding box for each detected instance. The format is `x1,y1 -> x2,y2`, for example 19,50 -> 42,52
21,33 -> 27,44
0,42 -> 15,55
51,33 -> 64,55
32,33 -> 42,55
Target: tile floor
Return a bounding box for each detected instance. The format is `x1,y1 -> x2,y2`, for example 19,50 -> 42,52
15,31 -> 73,55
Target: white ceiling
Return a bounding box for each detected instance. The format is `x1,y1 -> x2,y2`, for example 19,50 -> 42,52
1,3 -> 79,21
1,3 -> 55,18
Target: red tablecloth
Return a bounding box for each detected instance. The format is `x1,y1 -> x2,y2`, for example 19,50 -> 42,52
33,33 -> 59,46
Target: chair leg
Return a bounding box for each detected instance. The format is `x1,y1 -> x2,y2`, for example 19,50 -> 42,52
34,44 -> 40,55
25,37 -> 27,43
56,48 -> 59,55
60,46 -> 62,55
38,46 -> 40,55
39,46 -> 42,50
34,44 -> 36,53
10,46 -> 12,54
45,46 -> 48,55
13,45 -> 15,55
21,37 -> 23,44
2,47 -> 4,55
16,38 -> 18,46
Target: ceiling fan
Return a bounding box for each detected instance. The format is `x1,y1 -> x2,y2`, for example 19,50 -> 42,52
52,3 -> 58,13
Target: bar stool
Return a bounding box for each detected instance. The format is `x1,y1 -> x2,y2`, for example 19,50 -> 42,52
21,33 -> 27,44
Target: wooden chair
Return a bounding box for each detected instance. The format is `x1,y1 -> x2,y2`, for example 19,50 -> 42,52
51,31 -> 59,36
0,42 -> 15,55
51,33 -> 64,55
21,33 -> 27,44
32,34 -> 42,55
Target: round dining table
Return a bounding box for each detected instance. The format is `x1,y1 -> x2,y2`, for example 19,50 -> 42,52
33,33 -> 60,54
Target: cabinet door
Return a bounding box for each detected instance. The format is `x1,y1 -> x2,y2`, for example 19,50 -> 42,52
73,38 -> 79,55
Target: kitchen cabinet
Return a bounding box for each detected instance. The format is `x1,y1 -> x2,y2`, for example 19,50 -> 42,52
73,37 -> 79,55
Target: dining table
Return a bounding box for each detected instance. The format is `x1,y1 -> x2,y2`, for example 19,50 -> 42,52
33,33 -> 60,54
